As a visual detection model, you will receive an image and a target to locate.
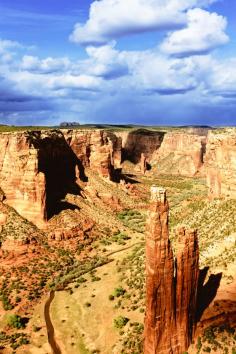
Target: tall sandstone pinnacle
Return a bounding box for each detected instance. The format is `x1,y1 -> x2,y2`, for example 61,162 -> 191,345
144,186 -> 199,354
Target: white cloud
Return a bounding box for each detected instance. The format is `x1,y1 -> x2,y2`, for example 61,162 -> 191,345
69,0 -> 219,45
161,8 -> 229,57
48,74 -> 101,91
83,44 -> 130,79
0,38 -> 23,63
128,51 -> 197,93
0,38 -> 22,53
205,58 -> 236,98
70,0 -> 212,45
21,55 -> 71,74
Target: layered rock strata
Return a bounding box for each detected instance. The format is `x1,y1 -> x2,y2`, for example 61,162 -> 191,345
0,129 -> 121,227
116,129 -> 165,164
151,132 -> 206,177
144,186 -> 199,354
205,129 -> 236,198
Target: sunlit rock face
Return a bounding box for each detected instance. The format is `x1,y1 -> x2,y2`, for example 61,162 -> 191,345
151,132 -> 206,177
144,187 -> 199,354
205,130 -> 236,199
0,129 -> 122,227
0,132 -> 47,228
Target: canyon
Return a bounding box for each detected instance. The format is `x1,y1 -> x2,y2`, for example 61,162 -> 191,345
0,125 -> 235,354
0,127 -> 235,230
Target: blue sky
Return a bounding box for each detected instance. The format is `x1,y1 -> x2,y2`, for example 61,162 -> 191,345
0,0 -> 236,126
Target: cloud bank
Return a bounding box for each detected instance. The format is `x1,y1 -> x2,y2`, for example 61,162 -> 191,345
1,0 -> 236,125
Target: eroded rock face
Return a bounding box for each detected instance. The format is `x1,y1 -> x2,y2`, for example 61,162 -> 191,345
144,187 -> 199,354
63,129 -> 122,175
151,133 -> 206,177
175,227 -> 199,352
205,130 -> 236,198
144,186 -> 176,353
116,129 -> 165,164
0,129 -> 122,227
0,133 -> 46,228
140,153 -> 147,175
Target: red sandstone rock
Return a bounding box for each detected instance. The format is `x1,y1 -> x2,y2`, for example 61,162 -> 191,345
151,132 -> 206,177
0,212 -> 7,225
116,129 -> 164,164
85,184 -> 122,211
204,129 -> 236,198
0,129 -> 122,227
0,133 -> 46,228
144,187 -> 199,354
140,153 -> 147,174
175,227 -> 199,351
144,186 -> 176,354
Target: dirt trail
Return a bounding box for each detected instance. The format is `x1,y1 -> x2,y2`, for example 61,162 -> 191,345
44,291 -> 62,354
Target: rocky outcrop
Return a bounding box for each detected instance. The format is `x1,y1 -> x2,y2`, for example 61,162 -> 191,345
205,129 -> 236,198
151,132 -> 206,177
0,129 -> 122,227
63,129 -> 122,174
0,133 -> 46,228
116,129 -> 165,164
144,186 -> 176,353
85,184 -> 122,211
175,227 -> 199,351
140,153 -> 147,174
144,186 -> 199,354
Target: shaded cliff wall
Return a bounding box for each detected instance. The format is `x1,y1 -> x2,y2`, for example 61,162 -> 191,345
115,129 -> 165,164
144,187 -> 199,354
0,129 -> 122,227
205,130 -> 236,198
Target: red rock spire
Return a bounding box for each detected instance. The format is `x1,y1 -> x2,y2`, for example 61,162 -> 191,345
144,186 -> 199,354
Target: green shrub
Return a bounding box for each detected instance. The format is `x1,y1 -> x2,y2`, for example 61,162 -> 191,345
7,314 -> 25,329
114,316 -> 129,329
114,287 -> 126,297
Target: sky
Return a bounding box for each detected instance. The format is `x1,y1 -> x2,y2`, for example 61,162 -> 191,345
0,0 -> 236,126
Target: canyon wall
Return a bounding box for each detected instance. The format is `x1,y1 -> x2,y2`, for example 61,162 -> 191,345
1,127 -> 235,229
0,129 -> 121,227
144,186 -> 199,354
205,130 -> 236,198
0,133 -> 46,227
115,129 -> 165,163
151,132 -> 206,177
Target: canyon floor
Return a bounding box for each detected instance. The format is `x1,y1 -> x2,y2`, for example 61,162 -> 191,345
1,170 -> 235,353
0,127 -> 235,353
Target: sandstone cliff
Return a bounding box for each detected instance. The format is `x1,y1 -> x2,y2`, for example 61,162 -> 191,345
116,129 -> 165,164
205,129 -> 236,198
0,132 -> 46,227
151,132 -> 206,177
144,187 -> 199,354
0,129 -> 121,227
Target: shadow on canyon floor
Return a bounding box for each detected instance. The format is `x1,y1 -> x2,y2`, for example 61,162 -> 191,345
196,267 -> 222,323
121,173 -> 141,184
49,201 -> 80,218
